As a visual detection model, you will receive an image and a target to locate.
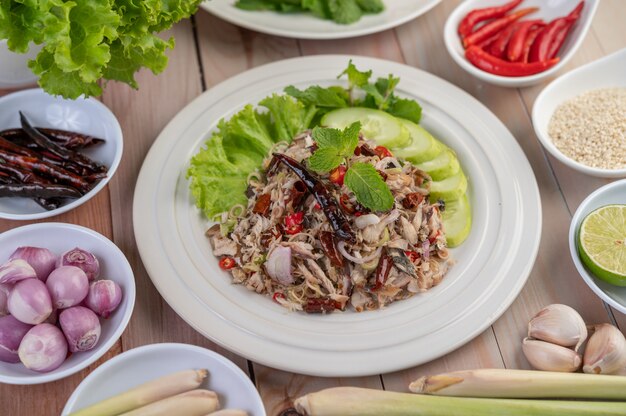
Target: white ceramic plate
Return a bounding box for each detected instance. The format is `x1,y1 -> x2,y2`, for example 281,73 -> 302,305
533,48 -> 626,177
133,55 -> 541,376
444,0 -> 599,88
62,343 -> 265,416
201,0 -> 441,39
0,89 -> 123,220
569,180 -> 626,314
0,223 -> 135,385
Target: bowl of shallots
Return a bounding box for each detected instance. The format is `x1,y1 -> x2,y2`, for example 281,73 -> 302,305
0,222 -> 135,384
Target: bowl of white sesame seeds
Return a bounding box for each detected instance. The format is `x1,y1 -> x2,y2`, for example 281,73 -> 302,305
533,49 -> 626,178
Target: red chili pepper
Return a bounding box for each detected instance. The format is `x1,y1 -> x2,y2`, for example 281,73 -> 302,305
272,292 -> 285,303
458,0 -> 523,39
284,211 -> 304,235
219,257 -> 236,270
314,203 -> 321,210
465,46 -> 559,76
486,22 -> 517,57
547,2 -> 584,59
404,250 -> 420,263
354,211 -> 363,217
374,146 -> 393,159
339,194 -> 356,214
529,2 -> 583,62
477,32 -> 501,50
520,25 -> 544,63
463,8 -> 538,49
429,230 -> 441,245
329,165 -> 347,186
506,19 -> 543,62
253,193 -> 271,215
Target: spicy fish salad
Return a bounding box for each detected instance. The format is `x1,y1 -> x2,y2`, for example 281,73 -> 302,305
208,127 -> 451,313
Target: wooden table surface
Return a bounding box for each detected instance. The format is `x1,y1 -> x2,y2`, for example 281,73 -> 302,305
1,1 -> 625,414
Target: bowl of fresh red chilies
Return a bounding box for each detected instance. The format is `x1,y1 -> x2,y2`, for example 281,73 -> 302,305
0,88 -> 123,220
444,0 -> 598,87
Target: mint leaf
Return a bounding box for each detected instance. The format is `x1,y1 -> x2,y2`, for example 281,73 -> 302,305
340,120 -> 361,154
312,126 -> 342,148
338,59 -> 371,88
344,163 -> 394,212
387,97 -> 422,124
309,147 -> 344,172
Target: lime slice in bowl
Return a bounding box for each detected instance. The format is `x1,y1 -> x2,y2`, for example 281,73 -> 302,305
578,205 -> 626,286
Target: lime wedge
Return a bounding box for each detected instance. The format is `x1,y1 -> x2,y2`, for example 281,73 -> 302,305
578,205 -> 626,286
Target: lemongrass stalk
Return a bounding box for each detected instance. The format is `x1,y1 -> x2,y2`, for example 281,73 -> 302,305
206,410 -> 248,416
121,389 -> 219,416
70,369 -> 208,416
294,387 -> 626,416
409,368 -> 626,399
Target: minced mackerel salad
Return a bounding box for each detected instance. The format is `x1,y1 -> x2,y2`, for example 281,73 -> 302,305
207,124 -> 451,314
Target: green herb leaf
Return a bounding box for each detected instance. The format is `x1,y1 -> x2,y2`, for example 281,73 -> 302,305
328,0 -> 363,24
338,59 -> 372,88
284,85 -> 349,108
387,97 -> 422,124
308,147 -> 344,172
308,122 -> 360,172
356,0 -> 384,13
344,162 -> 394,211
312,126 -> 342,148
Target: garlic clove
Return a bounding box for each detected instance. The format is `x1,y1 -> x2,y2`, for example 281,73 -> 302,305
522,337 -> 581,372
528,304 -> 588,351
583,323 -> 626,375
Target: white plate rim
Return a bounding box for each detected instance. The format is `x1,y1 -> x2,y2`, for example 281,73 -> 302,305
201,0 -> 442,40
0,88 -> 123,221
61,342 -> 265,415
133,55 -> 542,376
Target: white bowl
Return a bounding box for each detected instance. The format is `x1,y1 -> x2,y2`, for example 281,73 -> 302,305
0,223 -> 136,385
62,343 -> 266,416
0,40 -> 41,89
444,0 -> 598,88
569,180 -> 626,314
533,48 -> 626,178
0,88 -> 123,220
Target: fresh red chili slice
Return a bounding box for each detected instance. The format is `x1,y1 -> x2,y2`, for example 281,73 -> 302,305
463,8 -> 538,49
404,250 -> 420,263
329,165 -> 347,186
506,19 -> 544,62
465,46 -> 559,77
339,194 -> 356,214
458,0 -> 523,39
219,257 -> 236,270
272,292 -> 285,303
284,211 -> 304,235
374,146 -> 393,159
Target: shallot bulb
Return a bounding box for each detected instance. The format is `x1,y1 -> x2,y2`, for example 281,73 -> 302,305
85,280 -> 122,318
0,315 -> 32,363
46,266 -> 89,309
0,259 -> 37,284
18,323 -> 67,372
57,248 -> 100,281
59,306 -> 101,352
0,283 -> 10,316
10,247 -> 57,282
8,278 -> 52,324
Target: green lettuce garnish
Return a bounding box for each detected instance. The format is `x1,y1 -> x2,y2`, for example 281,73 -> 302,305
234,0 -> 384,24
0,0 -> 201,99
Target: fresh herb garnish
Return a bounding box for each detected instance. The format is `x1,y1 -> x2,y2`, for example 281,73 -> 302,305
308,122 -> 393,212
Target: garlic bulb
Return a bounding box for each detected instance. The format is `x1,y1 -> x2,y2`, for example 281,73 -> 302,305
522,337 -> 581,372
528,304 -> 588,351
583,324 -> 626,375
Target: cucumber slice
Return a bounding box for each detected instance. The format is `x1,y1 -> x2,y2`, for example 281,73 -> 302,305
429,171 -> 467,202
416,149 -> 460,181
442,194 -> 472,247
394,120 -> 444,163
321,108 -> 410,148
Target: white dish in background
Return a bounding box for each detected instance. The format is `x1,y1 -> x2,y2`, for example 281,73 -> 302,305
533,48 -> 626,178
0,40 -> 42,89
444,0 -> 599,88
0,223 -> 136,385
0,88 -> 123,220
201,0 -> 441,39
133,55 -> 542,376
62,343 -> 265,416
570,180 -> 626,314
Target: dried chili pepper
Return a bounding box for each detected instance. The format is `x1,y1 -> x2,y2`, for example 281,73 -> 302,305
304,298 -> 339,314
272,153 -> 355,243
402,192 -> 425,210
374,146 -> 393,159
252,193 -> 271,216
0,183 -> 82,198
0,128 -> 104,150
465,46 -> 559,76
329,165 -> 347,186
0,171 -> 61,210
319,231 -> 344,268
373,249 -> 393,291
463,8 -> 538,49
354,143 -> 376,157
506,19 -> 544,62
458,0 -> 523,39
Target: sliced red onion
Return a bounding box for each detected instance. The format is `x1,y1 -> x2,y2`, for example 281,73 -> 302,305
0,315 -> 32,363
46,266 -> 89,309
354,213 -> 381,229
59,306 -> 101,352
265,245 -> 294,286
0,259 -> 37,284
10,247 -> 57,282
0,283 -> 10,316
422,241 -> 430,261
18,323 -> 67,372
57,248 -> 100,281
85,280 -> 122,318
337,242 -> 382,264
8,278 -> 52,324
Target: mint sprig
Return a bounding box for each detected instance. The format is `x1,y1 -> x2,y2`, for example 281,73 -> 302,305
344,163 -> 394,211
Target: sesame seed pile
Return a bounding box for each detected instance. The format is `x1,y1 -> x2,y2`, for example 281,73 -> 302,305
548,87 -> 626,170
